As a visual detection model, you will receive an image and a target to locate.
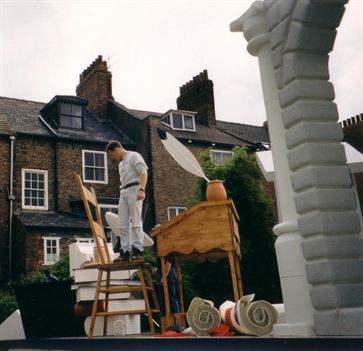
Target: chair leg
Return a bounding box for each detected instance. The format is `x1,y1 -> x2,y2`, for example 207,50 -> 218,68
103,270 -> 111,336
89,269 -> 103,338
139,267 -> 155,335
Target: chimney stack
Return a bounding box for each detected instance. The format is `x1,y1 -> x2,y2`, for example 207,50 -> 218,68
177,70 -> 216,127
76,55 -> 114,120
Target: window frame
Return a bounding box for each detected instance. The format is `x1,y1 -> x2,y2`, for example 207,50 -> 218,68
210,149 -> 233,165
75,237 -> 94,243
161,111 -> 196,132
167,206 -> 187,221
82,150 -> 108,184
22,169 -> 49,210
43,236 -> 60,265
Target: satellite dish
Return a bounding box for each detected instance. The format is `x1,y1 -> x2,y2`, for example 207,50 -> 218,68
105,212 -> 154,247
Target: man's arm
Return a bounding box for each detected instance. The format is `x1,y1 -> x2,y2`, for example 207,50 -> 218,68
133,152 -> 148,201
137,172 -> 148,201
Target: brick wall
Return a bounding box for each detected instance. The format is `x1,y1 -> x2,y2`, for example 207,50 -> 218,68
0,137 -> 10,282
7,136 -> 122,277
56,142 -> 120,212
76,55 -> 113,120
150,116 -> 214,224
25,230 -> 91,274
13,137 -> 55,213
11,136 -> 120,213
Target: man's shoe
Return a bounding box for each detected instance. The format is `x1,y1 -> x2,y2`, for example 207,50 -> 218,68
119,250 -> 131,261
132,248 -> 143,260
113,237 -> 121,253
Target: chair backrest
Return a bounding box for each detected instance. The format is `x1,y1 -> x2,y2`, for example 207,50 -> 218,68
76,174 -> 112,264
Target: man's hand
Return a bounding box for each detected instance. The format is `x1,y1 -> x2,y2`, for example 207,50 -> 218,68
137,190 -> 145,201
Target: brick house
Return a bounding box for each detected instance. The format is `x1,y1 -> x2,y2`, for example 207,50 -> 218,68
109,68 -> 270,225
0,92 -> 136,282
0,56 -> 270,282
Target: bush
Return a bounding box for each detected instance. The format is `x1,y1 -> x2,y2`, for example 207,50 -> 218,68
50,255 -> 70,281
187,147 -> 282,305
0,289 -> 18,324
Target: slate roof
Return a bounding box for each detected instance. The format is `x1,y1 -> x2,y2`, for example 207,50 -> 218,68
110,101 -> 255,146
158,122 -> 248,147
0,96 -> 134,145
0,97 -> 50,136
216,120 -> 270,145
110,100 -> 162,120
0,113 -> 15,135
16,211 -> 90,230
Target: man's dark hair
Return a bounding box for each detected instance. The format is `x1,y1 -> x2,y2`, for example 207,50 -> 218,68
106,140 -> 122,152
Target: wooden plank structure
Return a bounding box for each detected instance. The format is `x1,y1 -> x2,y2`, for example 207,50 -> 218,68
151,199 -> 243,330
76,175 -> 160,337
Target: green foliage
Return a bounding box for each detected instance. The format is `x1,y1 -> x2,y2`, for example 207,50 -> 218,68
188,147 -> 282,305
0,256 -> 72,324
14,271 -> 43,285
0,290 -> 18,324
50,255 -> 70,281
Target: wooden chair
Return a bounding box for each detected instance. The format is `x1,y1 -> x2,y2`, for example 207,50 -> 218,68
76,175 -> 160,338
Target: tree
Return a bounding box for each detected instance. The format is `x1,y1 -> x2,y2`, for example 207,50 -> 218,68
187,147 -> 282,305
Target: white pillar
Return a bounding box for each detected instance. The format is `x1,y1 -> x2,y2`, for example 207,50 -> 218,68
230,2 -> 315,335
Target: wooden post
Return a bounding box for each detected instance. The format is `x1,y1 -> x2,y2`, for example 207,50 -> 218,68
234,253 -> 244,297
228,251 -> 240,302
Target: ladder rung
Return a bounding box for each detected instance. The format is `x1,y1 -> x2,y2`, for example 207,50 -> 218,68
99,286 -> 142,294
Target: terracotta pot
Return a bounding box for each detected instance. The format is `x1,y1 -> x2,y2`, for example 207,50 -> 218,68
206,180 -> 227,201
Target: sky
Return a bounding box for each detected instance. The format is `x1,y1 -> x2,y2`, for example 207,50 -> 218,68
0,0 -> 362,126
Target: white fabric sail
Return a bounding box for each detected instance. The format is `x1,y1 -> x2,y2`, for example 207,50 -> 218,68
160,131 -> 209,182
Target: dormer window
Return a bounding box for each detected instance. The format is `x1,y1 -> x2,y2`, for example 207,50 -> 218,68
39,95 -> 88,131
161,110 -> 196,131
59,103 -> 83,129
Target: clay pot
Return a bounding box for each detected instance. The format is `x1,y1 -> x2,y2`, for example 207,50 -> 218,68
206,180 -> 227,201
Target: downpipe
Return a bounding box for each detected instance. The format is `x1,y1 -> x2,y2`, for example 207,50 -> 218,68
8,135 -> 15,280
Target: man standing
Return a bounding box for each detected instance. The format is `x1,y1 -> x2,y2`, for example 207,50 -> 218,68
106,141 -> 148,260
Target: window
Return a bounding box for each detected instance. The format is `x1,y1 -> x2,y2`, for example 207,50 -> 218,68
82,150 -> 108,184
59,103 -> 83,129
211,150 -> 233,165
161,111 -> 196,131
172,113 -> 183,129
43,237 -> 60,265
184,115 -> 194,130
167,206 -> 187,220
99,204 -> 118,226
22,169 -> 48,210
